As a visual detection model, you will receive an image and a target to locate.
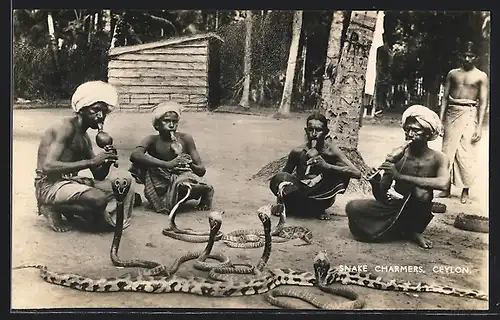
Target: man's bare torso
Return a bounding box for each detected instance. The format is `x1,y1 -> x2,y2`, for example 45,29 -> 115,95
393,148 -> 443,195
291,142 -> 341,178
146,132 -> 188,162
448,67 -> 486,101
37,117 -> 92,172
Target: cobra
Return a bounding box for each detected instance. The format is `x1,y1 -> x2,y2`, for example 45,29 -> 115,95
162,184 -> 223,243
265,250 -> 365,309
110,176 -> 162,271
208,204 -> 274,281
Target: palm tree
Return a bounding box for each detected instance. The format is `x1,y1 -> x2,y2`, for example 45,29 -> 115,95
320,11 -> 345,111
239,10 -> 253,109
274,10 -> 303,117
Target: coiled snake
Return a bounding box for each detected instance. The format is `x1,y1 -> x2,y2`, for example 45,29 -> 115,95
13,179 -> 486,305
162,183 -> 223,243
160,185 -> 312,248
207,205 -> 275,282
221,204 -> 312,249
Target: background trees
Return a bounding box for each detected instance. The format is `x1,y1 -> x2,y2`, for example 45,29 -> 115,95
13,9 -> 489,115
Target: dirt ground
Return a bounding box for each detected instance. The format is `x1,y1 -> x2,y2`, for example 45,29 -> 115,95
11,108 -> 489,310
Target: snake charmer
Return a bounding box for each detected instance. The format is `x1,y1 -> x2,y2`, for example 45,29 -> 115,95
34,81 -> 137,232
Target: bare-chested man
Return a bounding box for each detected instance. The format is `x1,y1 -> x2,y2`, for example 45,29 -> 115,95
35,81 -> 136,232
438,41 -> 488,203
346,105 -> 449,249
129,102 -> 214,214
269,112 -> 362,220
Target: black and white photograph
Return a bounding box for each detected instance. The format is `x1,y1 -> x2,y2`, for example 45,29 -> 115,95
11,9 -> 490,310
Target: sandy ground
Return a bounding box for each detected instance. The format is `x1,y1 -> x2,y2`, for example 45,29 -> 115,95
11,109 -> 489,310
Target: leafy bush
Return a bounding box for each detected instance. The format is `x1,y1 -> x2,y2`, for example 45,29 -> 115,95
13,38 -> 61,100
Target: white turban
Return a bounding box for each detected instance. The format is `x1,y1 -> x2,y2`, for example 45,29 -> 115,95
152,101 -> 182,126
71,81 -> 118,113
401,105 -> 443,141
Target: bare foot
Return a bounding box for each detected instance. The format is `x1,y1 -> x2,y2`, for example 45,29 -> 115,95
195,203 -> 212,211
318,212 -> 331,220
133,193 -> 142,207
41,206 -> 73,232
270,203 -> 285,217
410,233 -> 433,249
195,186 -> 214,211
157,208 -> 170,215
460,189 -> 471,204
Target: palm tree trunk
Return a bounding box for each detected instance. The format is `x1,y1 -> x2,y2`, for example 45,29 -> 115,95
109,13 -> 121,50
325,11 -> 378,193
274,10 -> 303,117
253,11 -> 378,195
46,11 -> 59,69
320,11 -> 345,110
239,10 -> 253,108
103,10 -> 112,32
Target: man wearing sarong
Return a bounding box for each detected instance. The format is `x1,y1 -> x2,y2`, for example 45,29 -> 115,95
35,81 -> 136,232
346,105 -> 449,249
438,41 -> 488,203
269,112 -> 362,220
129,102 -> 214,214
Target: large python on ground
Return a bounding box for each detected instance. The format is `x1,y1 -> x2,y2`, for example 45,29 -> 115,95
317,251 -> 488,301
12,204 -> 318,297
13,249 -> 484,303
13,218 -> 363,310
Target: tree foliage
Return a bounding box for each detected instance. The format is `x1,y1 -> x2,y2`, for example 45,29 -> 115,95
13,10 -> 489,110
382,11 -> 488,109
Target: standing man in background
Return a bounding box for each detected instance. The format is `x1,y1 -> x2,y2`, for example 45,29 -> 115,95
438,41 -> 488,204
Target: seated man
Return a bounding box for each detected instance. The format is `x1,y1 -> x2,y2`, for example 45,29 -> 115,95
345,105 -> 449,249
35,81 -> 136,232
269,112 -> 362,220
129,102 -> 214,214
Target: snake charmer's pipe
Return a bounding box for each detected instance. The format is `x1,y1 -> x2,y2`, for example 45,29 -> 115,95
304,139 -> 318,176
96,123 -> 118,167
170,131 -> 190,170
364,139 -> 413,180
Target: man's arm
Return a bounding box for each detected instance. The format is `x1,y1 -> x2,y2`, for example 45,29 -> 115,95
83,134 -> 112,181
129,135 -> 173,169
369,174 -> 392,203
282,149 -> 299,174
477,71 -> 489,128
392,154 -> 450,191
183,133 -> 206,177
321,143 -> 362,179
42,123 -> 93,175
439,71 -> 452,120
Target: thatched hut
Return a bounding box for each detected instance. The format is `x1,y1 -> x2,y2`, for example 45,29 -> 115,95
107,33 -> 223,111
